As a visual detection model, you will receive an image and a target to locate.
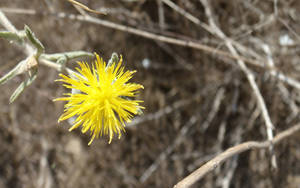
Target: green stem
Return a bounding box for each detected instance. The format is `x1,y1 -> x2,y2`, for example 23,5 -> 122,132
40,51 -> 94,61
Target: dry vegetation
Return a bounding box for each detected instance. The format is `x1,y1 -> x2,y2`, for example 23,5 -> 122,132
0,0 -> 300,188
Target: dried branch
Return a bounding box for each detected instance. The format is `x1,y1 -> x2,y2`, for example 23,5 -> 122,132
174,123 -> 300,188
2,8 -> 300,90
128,94 -> 198,127
140,116 -> 197,183
199,0 -> 276,168
0,7 -> 262,68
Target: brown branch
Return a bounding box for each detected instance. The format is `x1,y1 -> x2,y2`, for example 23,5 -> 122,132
200,0 -> 277,168
174,123 -> 300,188
47,13 -> 263,69
1,8 -> 300,90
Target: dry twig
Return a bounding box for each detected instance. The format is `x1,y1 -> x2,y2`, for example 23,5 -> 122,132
128,94 -> 199,127
1,8 -> 300,90
140,116 -> 197,183
199,0 -> 276,168
174,123 -> 300,188
67,0 -> 106,15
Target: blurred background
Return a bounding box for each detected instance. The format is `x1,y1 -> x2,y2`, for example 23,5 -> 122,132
0,0 -> 300,187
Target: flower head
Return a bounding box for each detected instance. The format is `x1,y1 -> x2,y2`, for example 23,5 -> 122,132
55,53 -> 144,145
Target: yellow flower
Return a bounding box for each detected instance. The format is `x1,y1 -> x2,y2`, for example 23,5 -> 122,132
55,53 -> 144,145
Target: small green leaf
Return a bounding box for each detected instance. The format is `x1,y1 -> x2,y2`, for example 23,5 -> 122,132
9,73 -> 37,103
24,25 -> 44,57
107,52 -> 119,68
0,59 -> 27,85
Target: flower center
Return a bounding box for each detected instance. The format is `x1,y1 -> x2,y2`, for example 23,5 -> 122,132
95,85 -> 115,102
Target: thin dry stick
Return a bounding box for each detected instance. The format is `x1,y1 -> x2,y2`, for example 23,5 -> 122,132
67,0 -> 106,15
157,0 -> 166,29
161,0 -> 214,34
0,8 -> 262,69
273,0 -> 278,16
140,88 -> 225,182
0,7 -> 36,15
201,87 -> 225,131
161,1 -> 299,91
54,13 -> 263,68
220,155 -> 238,188
277,17 -> 300,42
162,0 -> 263,64
273,0 -> 278,15
37,139 -> 54,188
128,94 -> 199,127
2,8 -> 300,89
174,123 -> 300,188
55,13 -> 300,90
140,116 -> 197,183
199,0 -> 276,168
219,126 -> 242,188
259,38 -> 299,122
